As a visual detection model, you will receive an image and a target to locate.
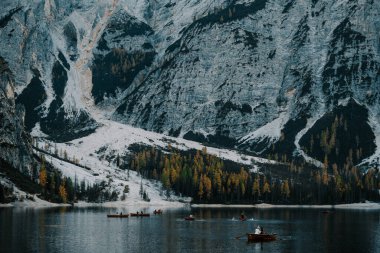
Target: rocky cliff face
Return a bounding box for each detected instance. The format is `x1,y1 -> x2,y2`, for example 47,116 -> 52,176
1,0 -> 379,167
0,57 -> 33,173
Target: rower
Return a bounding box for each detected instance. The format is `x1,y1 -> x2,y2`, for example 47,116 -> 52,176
255,225 -> 261,234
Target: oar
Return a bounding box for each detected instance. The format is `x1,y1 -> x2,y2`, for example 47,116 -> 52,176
235,233 -> 247,239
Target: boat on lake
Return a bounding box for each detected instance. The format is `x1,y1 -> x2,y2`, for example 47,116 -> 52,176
239,216 -> 247,221
153,209 -> 163,215
130,213 -> 150,217
107,214 -> 129,218
184,215 -> 195,221
247,233 -> 276,242
239,212 -> 247,221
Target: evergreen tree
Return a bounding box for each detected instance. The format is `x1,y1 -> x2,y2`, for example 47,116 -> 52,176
198,174 -> 204,199
124,185 -> 130,194
203,175 -> 212,200
262,179 -> 271,202
39,159 -> 47,188
252,175 -> 261,202
59,179 -> 68,203
139,181 -> 144,198
281,180 -> 290,200
50,173 -> 56,194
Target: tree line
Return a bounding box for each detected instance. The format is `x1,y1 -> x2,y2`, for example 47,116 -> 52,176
301,112 -> 375,169
129,145 -> 380,204
36,155 -> 118,203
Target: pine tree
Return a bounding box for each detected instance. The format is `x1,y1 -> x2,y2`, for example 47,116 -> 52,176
39,159 -> 47,188
214,171 -> 222,194
161,168 -> 170,189
193,167 -> 199,188
59,179 -> 68,203
139,181 -> 144,198
252,175 -> 261,201
80,180 -> 86,196
32,165 -> 39,183
143,190 -> 150,201
334,172 -> 345,200
170,167 -> 178,185
124,185 -> 130,194
198,174 -> 204,199
116,154 -> 120,167
281,180 -> 290,199
50,173 -> 56,194
203,175 -> 212,200
322,167 -> 329,186
262,179 -> 271,202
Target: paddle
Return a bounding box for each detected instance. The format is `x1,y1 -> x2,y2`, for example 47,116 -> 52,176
235,234 -> 246,240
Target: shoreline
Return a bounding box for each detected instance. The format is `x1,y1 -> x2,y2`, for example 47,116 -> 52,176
0,199 -> 190,209
0,199 -> 71,208
191,202 -> 380,210
2,200 -> 380,210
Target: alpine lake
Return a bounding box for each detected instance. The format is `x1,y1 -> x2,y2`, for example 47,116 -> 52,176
0,206 -> 379,253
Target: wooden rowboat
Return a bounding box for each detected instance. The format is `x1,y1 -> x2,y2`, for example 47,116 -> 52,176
247,233 -> 277,242
130,213 -> 150,217
184,216 -> 195,221
107,214 -> 129,218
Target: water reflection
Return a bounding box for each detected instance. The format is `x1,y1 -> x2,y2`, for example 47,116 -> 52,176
0,207 -> 379,253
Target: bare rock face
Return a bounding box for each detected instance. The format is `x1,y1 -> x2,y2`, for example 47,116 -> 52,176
0,0 -> 379,166
113,0 -> 380,166
0,57 -> 33,173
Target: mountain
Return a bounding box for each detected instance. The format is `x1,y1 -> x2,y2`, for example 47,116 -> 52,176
1,0 -> 380,172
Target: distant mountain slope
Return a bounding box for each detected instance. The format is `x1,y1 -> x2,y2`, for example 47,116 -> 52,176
0,0 -> 379,169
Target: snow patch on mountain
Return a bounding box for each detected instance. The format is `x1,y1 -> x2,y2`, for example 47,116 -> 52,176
294,117 -> 325,168
239,113 -> 288,144
33,118 -> 274,168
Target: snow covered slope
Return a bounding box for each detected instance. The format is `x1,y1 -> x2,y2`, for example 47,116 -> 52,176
32,118 -> 273,205
33,117 -> 272,177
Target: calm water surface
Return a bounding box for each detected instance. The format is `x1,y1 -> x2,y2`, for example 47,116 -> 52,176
0,207 -> 379,253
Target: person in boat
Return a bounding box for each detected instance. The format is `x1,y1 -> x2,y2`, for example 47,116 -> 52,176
120,212 -> 122,216
189,214 -> 193,218
255,225 -> 262,234
240,212 -> 246,220
137,211 -> 139,215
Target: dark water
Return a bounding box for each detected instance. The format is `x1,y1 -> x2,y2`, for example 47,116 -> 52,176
0,207 -> 379,253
